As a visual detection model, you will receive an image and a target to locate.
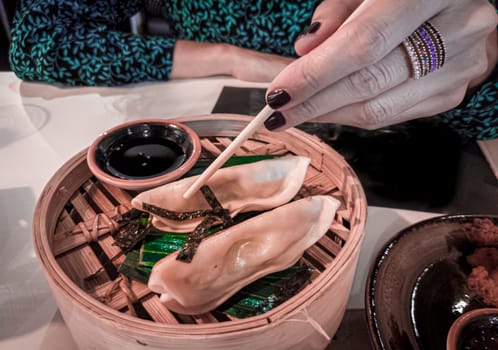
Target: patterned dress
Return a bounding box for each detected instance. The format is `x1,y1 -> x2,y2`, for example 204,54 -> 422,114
8,0 -> 498,139
9,0 -> 318,86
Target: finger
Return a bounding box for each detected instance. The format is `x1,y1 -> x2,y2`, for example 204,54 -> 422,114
380,91 -> 468,127
267,0 -> 450,111
294,0 -> 362,56
311,87 -> 467,129
271,46 -> 410,129
309,57 -> 473,129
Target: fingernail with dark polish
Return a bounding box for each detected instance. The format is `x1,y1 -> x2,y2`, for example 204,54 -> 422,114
264,111 -> 286,131
298,21 -> 321,37
266,89 -> 291,109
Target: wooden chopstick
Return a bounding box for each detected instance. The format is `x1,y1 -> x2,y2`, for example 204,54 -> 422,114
183,104 -> 274,199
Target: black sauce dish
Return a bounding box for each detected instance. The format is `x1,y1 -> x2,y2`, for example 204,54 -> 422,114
87,119 -> 201,191
446,307 -> 498,350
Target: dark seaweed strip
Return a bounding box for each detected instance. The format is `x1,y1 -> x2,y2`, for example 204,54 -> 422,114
231,210 -> 265,225
176,215 -> 217,263
85,208 -> 150,282
142,202 -> 211,221
200,185 -> 233,228
112,208 -> 145,222
111,209 -> 151,252
113,221 -> 151,252
174,186 -> 231,263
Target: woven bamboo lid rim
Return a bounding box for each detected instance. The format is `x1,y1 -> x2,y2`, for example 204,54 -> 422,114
32,114 -> 368,338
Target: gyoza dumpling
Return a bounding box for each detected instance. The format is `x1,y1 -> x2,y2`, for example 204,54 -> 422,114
131,156 -> 311,232
148,195 -> 340,315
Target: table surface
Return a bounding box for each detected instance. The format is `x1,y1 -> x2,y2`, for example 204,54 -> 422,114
0,72 -> 495,350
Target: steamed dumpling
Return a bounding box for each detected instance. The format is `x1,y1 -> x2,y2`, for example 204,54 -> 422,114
148,195 -> 340,315
131,156 -> 311,232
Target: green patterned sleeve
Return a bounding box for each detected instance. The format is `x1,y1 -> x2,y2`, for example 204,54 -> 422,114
437,1 -> 498,140
9,0 -> 175,86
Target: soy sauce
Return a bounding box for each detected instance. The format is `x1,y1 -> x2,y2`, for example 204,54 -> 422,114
460,324 -> 498,350
105,137 -> 186,179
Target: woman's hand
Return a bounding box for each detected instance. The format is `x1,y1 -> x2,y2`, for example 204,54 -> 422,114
171,40 -> 293,82
264,0 -> 498,131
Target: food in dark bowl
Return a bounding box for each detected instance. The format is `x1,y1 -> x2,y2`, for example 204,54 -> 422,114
365,214 -> 498,350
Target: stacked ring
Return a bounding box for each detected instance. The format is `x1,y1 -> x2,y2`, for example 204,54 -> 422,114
402,21 -> 446,79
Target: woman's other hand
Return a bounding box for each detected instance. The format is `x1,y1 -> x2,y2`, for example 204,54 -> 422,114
264,0 -> 498,131
171,40 -> 293,82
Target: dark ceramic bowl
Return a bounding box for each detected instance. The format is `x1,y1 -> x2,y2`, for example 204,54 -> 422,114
87,119 -> 201,191
447,308 -> 498,350
365,214 -> 498,350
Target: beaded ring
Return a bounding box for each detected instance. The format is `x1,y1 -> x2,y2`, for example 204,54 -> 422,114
402,21 -> 446,79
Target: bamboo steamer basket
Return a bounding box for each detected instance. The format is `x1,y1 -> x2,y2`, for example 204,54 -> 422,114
32,114 -> 367,350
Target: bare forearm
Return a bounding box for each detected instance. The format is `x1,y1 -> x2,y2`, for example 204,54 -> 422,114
170,40 -> 234,79
170,40 -> 293,81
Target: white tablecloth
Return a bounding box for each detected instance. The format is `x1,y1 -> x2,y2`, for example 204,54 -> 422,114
0,72 -> 443,349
